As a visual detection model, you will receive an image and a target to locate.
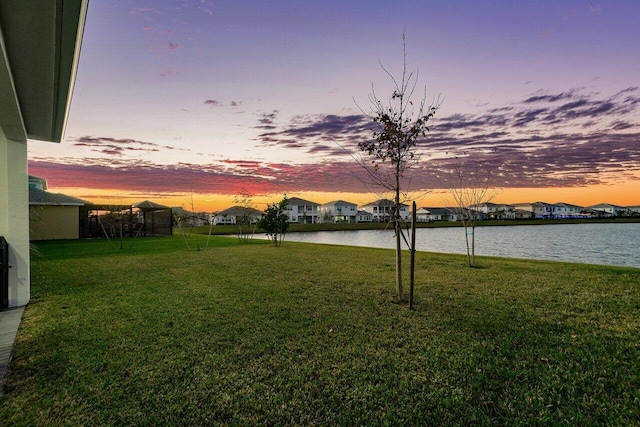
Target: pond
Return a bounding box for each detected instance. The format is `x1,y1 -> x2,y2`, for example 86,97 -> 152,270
269,223 -> 640,268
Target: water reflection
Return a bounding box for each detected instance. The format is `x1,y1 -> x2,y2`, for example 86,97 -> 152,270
273,223 -> 640,268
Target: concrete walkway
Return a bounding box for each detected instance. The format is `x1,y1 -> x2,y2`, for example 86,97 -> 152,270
0,306 -> 24,396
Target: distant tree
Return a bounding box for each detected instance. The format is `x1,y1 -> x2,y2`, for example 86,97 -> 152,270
258,195 -> 290,247
449,161 -> 495,267
356,34 -> 441,302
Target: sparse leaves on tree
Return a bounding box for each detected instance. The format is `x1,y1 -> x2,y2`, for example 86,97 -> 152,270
356,34 -> 441,303
449,161 -> 495,267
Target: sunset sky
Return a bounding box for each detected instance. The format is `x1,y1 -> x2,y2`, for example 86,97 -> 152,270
27,0 -> 640,212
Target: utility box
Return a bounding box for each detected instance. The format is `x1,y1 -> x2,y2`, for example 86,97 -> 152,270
0,237 -> 8,310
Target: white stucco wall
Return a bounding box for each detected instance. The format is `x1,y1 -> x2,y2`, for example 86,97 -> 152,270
0,129 -> 30,307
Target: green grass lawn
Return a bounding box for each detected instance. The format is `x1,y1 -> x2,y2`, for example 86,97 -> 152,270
2,236 -> 639,425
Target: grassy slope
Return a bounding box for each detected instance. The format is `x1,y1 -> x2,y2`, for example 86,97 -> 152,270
1,236 -> 639,425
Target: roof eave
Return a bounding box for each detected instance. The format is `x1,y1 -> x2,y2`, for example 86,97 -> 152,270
0,0 -> 89,143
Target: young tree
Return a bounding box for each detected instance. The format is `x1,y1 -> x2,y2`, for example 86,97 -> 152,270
258,195 -> 290,247
449,161 -> 495,267
173,208 -> 193,251
97,204 -> 128,250
173,194 -> 203,251
357,35 -> 440,302
233,191 -> 259,243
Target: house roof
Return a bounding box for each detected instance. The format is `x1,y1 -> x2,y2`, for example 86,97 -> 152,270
553,202 -> 584,209
287,197 -> 319,206
321,199 -> 357,207
532,201 -> 552,207
588,203 -> 625,209
360,199 -> 409,207
217,206 -> 263,216
29,188 -> 88,206
132,200 -> 170,211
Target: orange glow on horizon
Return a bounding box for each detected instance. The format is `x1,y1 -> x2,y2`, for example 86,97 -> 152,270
55,181 -> 640,213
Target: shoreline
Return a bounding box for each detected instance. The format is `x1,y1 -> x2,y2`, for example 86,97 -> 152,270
199,217 -> 640,235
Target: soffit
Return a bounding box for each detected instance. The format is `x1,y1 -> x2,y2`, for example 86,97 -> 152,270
0,29 -> 25,141
0,0 -> 87,143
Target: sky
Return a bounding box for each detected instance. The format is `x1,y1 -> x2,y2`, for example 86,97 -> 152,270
27,0 -> 640,212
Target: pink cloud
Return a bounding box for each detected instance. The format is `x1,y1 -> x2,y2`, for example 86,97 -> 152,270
541,29 -> 554,40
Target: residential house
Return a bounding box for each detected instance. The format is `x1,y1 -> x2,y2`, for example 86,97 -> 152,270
29,187 -> 89,240
173,207 -> 208,227
514,209 -> 534,219
320,200 -> 358,223
588,203 -> 628,217
285,197 -> 320,223
213,206 -> 263,225
551,202 -> 589,219
360,199 -> 410,222
470,202 -> 516,220
512,202 -> 554,219
513,201 -> 599,219
415,207 -> 458,222
356,210 -> 373,223
0,0 -> 88,309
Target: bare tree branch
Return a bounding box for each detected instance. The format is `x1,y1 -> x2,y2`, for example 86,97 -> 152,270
354,33 -> 442,302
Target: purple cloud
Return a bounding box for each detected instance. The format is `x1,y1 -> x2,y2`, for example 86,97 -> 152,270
31,87 -> 640,198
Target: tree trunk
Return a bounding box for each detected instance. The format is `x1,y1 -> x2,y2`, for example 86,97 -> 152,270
463,221 -> 471,267
471,225 -> 476,267
410,201 -> 416,310
395,220 -> 403,302
395,173 -> 403,302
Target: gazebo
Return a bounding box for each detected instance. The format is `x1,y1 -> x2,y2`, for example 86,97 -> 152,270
80,200 -> 173,238
131,200 -> 173,236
